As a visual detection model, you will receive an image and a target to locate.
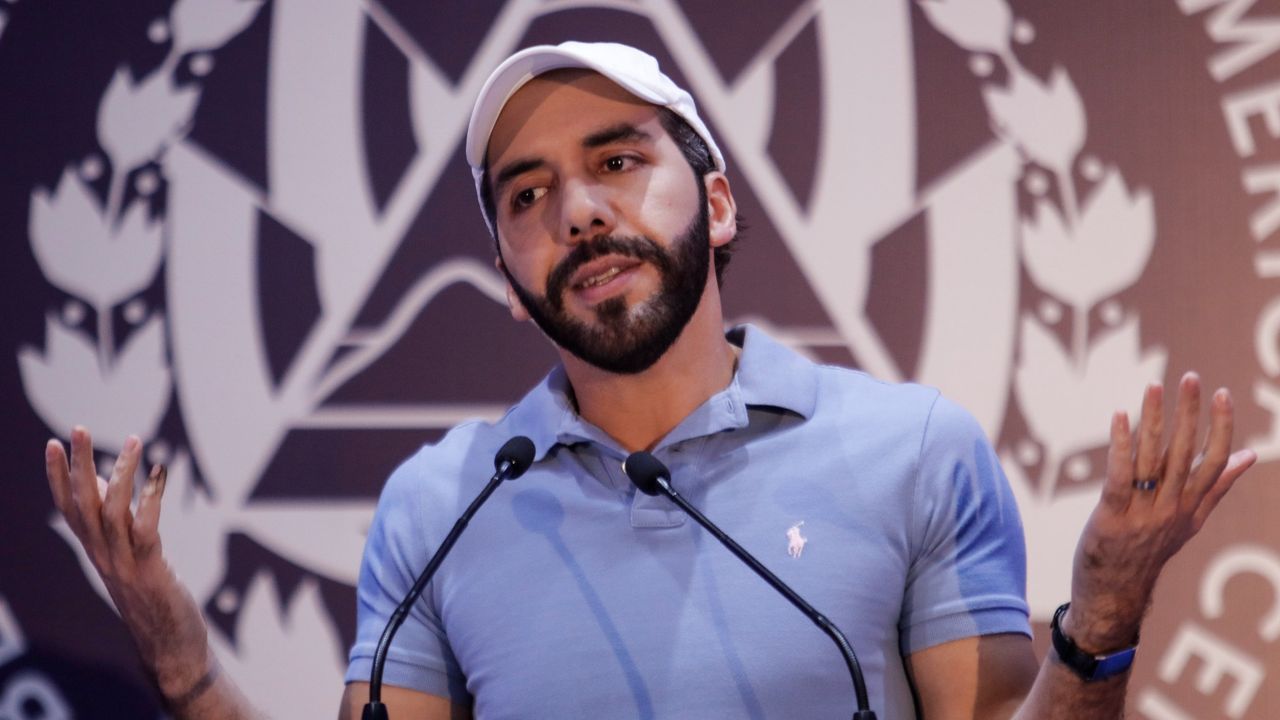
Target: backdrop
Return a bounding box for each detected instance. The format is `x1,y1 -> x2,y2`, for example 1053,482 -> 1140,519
2,1 -> 1278,717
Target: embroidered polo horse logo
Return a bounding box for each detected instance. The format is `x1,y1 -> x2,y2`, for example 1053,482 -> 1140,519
786,521 -> 808,559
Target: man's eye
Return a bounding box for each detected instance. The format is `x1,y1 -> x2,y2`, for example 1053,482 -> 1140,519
513,186 -> 546,210
604,156 -> 634,172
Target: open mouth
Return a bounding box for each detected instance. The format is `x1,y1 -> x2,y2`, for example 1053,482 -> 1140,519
576,265 -> 627,289
567,257 -> 643,300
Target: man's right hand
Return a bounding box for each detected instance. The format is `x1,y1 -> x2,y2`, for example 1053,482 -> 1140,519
45,427 -> 217,709
47,427 -> 461,720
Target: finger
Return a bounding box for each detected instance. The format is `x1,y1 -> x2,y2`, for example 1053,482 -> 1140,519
102,436 -> 142,567
46,439 -> 73,515
1134,383 -> 1164,485
1159,372 -> 1201,501
134,464 -> 167,560
68,426 -> 107,548
46,439 -> 84,532
1192,448 -> 1258,530
1191,388 -> 1234,498
1102,411 -> 1134,511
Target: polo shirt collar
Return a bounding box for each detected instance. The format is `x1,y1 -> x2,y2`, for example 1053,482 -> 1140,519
498,324 -> 818,460
728,324 -> 818,420
497,365 -> 580,463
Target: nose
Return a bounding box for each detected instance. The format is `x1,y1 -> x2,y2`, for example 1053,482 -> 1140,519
559,177 -> 616,243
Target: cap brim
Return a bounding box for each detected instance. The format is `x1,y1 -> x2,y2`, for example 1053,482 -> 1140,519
465,44 -> 668,171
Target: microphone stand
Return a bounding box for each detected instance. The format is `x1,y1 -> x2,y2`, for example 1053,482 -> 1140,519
364,437 -> 534,720
625,452 -> 877,720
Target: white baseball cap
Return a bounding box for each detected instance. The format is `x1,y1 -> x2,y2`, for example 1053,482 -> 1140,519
465,41 -> 725,234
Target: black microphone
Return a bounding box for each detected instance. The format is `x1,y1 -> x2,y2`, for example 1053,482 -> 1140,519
623,451 -> 878,720
364,436 -> 536,720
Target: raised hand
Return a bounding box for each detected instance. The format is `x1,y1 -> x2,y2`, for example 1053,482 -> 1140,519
1065,372 -> 1258,651
45,427 -> 216,708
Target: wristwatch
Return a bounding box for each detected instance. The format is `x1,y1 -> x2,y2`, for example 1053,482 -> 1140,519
1050,602 -> 1138,682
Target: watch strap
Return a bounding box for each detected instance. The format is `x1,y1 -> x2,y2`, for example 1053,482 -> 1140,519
1050,602 -> 1138,682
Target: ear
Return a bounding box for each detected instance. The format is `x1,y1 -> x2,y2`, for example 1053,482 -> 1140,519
495,255 -> 531,322
704,172 -> 737,249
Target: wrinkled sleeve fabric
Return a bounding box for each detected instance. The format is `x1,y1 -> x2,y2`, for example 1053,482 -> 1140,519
344,447 -> 470,703
899,393 -> 1031,656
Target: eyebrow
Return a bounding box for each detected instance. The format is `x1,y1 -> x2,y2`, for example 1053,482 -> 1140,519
490,123 -> 655,200
582,123 -> 653,149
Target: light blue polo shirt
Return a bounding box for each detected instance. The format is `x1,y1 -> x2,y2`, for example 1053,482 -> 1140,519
345,325 -> 1030,719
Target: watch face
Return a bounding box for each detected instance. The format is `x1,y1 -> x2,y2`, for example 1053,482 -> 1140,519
1092,647 -> 1138,681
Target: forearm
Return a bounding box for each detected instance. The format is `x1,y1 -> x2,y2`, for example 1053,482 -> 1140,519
151,648 -> 265,720
1012,602 -> 1138,720
1013,651 -> 1129,720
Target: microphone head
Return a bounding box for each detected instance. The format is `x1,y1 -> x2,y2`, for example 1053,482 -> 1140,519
495,436 -> 536,479
623,451 -> 669,496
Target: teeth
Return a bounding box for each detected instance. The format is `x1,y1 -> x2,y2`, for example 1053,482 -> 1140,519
581,266 -> 623,288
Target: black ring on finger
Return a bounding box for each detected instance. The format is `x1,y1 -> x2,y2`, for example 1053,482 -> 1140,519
1132,478 -> 1158,491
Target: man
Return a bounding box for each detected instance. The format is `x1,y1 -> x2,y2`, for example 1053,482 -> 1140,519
45,42 -> 1256,719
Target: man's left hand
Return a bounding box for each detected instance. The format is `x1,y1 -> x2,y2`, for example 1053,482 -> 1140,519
1064,372 -> 1257,651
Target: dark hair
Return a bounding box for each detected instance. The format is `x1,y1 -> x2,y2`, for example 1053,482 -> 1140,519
480,106 -> 742,285
656,108 -> 741,285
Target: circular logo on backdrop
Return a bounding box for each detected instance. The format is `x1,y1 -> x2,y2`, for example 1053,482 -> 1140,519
14,0 -> 1277,717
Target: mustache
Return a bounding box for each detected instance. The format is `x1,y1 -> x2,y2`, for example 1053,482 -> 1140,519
545,235 -> 671,304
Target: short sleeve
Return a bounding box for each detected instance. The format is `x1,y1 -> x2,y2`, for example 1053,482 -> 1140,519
898,394 -> 1031,655
344,451 -> 471,703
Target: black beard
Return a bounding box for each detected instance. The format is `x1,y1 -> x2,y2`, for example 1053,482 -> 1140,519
502,201 -> 710,375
